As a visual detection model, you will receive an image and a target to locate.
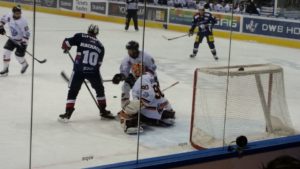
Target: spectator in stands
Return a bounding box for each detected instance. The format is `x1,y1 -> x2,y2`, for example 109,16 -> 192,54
173,0 -> 186,8
186,0 -> 197,8
158,0 -> 168,5
262,155 -> 300,169
214,1 -> 225,12
203,3 -> 211,11
208,2 -> 214,11
198,0 -> 207,8
233,2 -> 241,13
245,0 -> 259,15
224,2 -> 231,12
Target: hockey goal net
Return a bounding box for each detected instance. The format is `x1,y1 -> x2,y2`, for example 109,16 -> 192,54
190,64 -> 295,149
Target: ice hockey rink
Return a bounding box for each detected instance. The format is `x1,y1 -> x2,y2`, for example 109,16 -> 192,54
0,7 -> 300,169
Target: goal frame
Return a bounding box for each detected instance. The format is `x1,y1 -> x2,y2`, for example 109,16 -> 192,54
189,64 -> 288,150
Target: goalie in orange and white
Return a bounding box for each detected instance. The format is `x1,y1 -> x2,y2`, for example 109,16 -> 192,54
118,63 -> 175,134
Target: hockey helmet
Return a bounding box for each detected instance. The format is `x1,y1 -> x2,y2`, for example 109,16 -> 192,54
12,5 -> 21,13
87,24 -> 99,36
126,41 -> 139,51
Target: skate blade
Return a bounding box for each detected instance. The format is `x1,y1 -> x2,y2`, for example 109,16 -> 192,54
125,127 -> 144,134
100,116 -> 116,120
57,117 -> 69,123
0,73 -> 8,77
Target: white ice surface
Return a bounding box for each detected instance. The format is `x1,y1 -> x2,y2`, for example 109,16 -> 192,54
0,7 -> 299,169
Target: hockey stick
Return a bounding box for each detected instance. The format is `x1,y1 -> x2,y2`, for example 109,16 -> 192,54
60,70 -> 112,83
5,35 -> 47,64
162,34 -> 189,41
60,71 -> 70,83
162,81 -> 179,92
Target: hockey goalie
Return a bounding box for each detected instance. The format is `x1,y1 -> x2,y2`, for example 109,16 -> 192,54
118,64 -> 176,134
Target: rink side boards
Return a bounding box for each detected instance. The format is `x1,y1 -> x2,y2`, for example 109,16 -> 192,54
86,135 -> 300,169
0,1 -> 299,49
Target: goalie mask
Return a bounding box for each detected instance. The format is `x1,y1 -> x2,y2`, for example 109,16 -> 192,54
131,63 -> 144,77
88,24 -> 99,36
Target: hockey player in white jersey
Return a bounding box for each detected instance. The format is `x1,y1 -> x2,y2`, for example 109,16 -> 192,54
118,64 -> 175,134
112,40 -> 157,107
0,5 -> 30,76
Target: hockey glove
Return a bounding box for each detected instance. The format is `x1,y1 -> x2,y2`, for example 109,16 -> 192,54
19,40 -> 28,51
112,73 -> 125,84
0,26 -> 6,35
188,29 -> 194,37
61,41 -> 71,53
125,73 -> 136,88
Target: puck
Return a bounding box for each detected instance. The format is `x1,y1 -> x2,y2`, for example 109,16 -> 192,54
238,67 -> 244,71
113,96 -> 117,98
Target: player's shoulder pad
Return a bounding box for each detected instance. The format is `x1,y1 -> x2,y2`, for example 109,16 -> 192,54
74,32 -> 84,38
97,40 -> 104,48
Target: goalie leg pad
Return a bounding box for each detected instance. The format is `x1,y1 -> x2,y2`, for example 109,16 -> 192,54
160,109 -> 176,126
161,109 -> 175,119
122,99 -> 141,115
118,111 -> 143,134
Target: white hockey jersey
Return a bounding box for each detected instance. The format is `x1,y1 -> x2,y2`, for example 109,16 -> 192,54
132,72 -> 172,120
1,13 -> 30,41
120,51 -> 157,77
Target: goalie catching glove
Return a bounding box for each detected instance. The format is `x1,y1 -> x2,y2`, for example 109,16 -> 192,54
112,73 -> 125,84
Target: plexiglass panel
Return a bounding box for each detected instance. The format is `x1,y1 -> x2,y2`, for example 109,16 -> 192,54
0,0 -> 299,168
0,1 -> 33,169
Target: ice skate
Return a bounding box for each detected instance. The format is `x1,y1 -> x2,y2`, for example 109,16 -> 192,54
0,67 -> 8,76
58,108 -> 74,123
100,110 -> 115,120
21,63 -> 28,74
213,55 -> 218,61
190,53 -> 196,58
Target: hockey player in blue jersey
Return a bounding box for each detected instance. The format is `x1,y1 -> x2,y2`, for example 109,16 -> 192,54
188,6 -> 218,60
58,24 -> 114,122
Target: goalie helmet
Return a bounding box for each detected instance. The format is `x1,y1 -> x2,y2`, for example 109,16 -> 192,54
126,41 -> 139,51
131,63 -> 144,77
87,24 -> 99,36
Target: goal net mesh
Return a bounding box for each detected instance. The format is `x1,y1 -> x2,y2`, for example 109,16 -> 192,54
190,64 -> 295,149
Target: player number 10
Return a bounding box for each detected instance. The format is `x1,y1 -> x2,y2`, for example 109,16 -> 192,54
82,50 -> 99,66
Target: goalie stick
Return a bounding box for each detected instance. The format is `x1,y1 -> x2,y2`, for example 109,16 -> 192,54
60,71 -> 112,83
5,35 -> 47,64
162,34 -> 189,41
162,81 -> 179,92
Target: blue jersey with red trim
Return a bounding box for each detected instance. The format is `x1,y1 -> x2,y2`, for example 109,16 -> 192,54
63,33 -> 105,73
